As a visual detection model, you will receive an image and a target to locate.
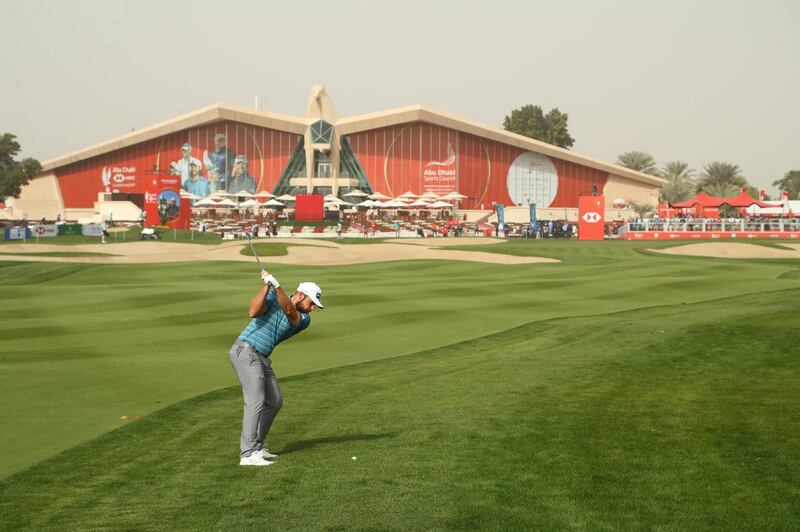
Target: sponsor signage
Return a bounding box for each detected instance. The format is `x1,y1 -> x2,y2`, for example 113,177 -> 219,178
102,165 -> 138,192
4,227 -> 29,240
82,223 -> 104,236
422,142 -> 457,195
144,176 -> 190,229
58,223 -> 83,235
625,231 -> 800,240
578,195 -> 605,240
32,224 -> 58,237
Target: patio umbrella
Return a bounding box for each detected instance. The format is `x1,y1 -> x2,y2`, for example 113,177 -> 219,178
428,200 -> 454,209
232,190 -> 253,198
215,198 -> 238,207
324,194 -> 339,202
343,190 -> 369,198
420,192 -> 440,199
356,199 -> 376,208
368,192 -> 391,200
408,199 -> 432,207
180,191 -> 201,200
441,191 -> 467,200
240,199 -> 260,208
398,191 -> 418,198
253,190 -> 276,199
382,199 -> 408,208
194,197 -> 219,207
262,199 -> 285,207
275,194 -> 296,201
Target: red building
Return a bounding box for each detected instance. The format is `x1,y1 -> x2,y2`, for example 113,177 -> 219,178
12,85 -> 663,221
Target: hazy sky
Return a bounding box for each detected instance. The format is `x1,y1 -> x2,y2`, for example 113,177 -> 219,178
1,0 -> 797,194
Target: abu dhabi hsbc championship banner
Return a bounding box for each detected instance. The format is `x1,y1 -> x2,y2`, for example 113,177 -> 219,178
579,195 -> 605,240
144,175 -> 190,229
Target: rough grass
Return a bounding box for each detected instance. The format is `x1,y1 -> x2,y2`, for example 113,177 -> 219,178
1,290 -> 798,530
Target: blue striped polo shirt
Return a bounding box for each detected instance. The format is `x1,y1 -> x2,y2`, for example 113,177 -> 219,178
237,290 -> 311,356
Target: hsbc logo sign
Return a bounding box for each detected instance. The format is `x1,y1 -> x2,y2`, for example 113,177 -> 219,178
582,212 -> 602,223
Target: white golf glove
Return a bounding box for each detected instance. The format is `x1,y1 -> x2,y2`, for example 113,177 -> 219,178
261,271 -> 280,288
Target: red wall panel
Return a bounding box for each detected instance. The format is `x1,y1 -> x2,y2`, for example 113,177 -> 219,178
347,122 -> 607,210
56,121 -> 300,209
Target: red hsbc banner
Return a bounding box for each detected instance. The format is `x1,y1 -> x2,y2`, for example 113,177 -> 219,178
579,195 -> 605,240
144,175 -> 190,229
625,231 -> 800,240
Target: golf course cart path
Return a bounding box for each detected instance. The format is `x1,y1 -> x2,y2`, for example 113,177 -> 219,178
651,242 -> 800,259
0,238 -> 556,265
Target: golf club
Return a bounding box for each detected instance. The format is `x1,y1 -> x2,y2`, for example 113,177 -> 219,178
245,233 -> 265,272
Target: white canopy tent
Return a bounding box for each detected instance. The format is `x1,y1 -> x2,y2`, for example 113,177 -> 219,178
343,190 -> 369,198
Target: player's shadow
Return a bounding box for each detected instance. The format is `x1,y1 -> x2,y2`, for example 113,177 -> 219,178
279,433 -> 396,455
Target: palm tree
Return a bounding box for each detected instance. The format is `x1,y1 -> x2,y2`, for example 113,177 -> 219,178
616,151 -> 658,175
697,162 -> 746,192
629,202 -> 655,218
704,182 -> 739,198
658,161 -> 695,204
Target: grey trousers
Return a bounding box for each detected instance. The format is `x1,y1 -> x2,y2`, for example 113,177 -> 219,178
229,342 -> 283,457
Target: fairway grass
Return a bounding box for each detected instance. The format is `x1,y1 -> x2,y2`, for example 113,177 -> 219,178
1,290 -> 798,530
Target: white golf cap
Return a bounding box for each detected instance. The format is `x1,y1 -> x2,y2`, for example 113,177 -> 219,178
296,282 -> 324,309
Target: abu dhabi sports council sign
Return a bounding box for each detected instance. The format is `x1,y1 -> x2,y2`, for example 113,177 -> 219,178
579,196 -> 605,240
423,142 -> 457,194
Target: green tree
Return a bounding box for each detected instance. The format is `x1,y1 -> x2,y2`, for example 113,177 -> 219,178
772,169 -> 800,200
503,105 -> 575,148
658,161 -> 695,204
0,133 -> 42,199
616,151 -> 658,175
696,162 -> 746,193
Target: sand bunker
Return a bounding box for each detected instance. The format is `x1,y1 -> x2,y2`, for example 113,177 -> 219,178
652,242 -> 800,259
0,238 -> 557,266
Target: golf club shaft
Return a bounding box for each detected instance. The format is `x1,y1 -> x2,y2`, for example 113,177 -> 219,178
245,234 -> 265,272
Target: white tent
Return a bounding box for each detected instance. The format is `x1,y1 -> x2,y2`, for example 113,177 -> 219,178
324,194 -> 339,202
428,200 -> 453,209
253,191 -> 275,199
240,199 -> 260,208
368,192 -> 391,200
262,199 -> 285,207
398,191 -> 418,198
232,190 -> 253,198
441,191 -> 467,200
180,191 -> 201,200
420,192 -> 440,199
382,199 -> 408,208
355,199 -> 376,208
275,194 -> 296,201
215,198 -> 238,207
408,199 -> 432,207
343,190 -> 369,198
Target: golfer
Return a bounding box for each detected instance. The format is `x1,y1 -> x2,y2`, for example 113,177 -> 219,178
229,272 -> 324,466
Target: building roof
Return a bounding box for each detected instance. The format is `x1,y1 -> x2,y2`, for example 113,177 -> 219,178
41,86 -> 665,188
41,104 -> 307,171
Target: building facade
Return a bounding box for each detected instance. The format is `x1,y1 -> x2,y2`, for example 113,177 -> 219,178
9,85 -> 664,221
